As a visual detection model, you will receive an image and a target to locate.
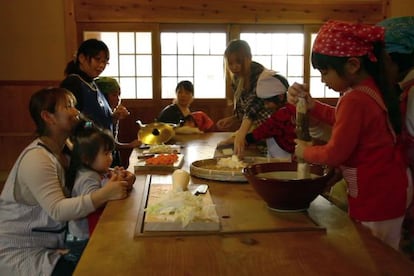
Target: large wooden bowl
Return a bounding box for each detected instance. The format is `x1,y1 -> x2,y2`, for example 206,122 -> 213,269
243,161 -> 334,212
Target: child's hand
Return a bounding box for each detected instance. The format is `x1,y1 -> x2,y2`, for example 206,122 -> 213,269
113,104 -> 130,120
120,170 -> 136,191
111,167 -> 135,191
287,83 -> 314,110
102,173 -> 129,201
294,139 -> 313,160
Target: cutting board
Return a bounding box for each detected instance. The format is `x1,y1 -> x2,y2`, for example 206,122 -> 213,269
134,154 -> 184,172
143,184 -> 220,232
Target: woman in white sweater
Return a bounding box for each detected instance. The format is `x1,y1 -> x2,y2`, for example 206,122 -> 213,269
0,87 -> 132,276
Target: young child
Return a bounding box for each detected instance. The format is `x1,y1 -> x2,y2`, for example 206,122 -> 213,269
157,80 -> 214,132
378,16 -> 414,255
66,122 -> 135,243
289,20 -> 412,250
245,72 -> 296,159
95,77 -> 141,166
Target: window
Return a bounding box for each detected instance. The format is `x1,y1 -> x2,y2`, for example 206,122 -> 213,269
84,31 -> 153,99
160,32 -> 226,99
82,24 -> 335,100
240,32 -> 304,86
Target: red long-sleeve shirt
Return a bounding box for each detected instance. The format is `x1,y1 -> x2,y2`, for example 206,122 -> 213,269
304,77 -> 408,221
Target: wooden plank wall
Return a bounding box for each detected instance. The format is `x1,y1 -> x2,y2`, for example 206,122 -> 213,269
74,0 -> 386,23
0,82 -> 57,182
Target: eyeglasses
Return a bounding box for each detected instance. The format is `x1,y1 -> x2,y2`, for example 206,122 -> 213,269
92,56 -> 110,65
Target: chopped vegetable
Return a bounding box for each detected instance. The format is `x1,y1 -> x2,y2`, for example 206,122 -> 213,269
145,153 -> 179,165
145,190 -> 218,227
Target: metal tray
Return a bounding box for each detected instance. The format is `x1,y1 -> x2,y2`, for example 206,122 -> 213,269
190,156 -> 288,182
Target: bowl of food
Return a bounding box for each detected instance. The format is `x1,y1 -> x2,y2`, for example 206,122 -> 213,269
243,161 -> 334,212
190,155 -> 287,182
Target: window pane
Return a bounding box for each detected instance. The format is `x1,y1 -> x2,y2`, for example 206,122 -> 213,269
177,33 -> 193,54
161,33 -> 177,54
210,33 -> 226,54
119,32 -> 135,54
86,31 -> 153,99
161,55 -> 177,76
137,77 -> 153,99
136,55 -> 152,76
271,34 -> 288,55
256,33 -> 272,54
194,33 -> 210,54
119,77 -> 136,98
161,31 -> 226,99
242,32 -> 304,88
162,77 -> 179,98
272,55 -> 287,76
136,32 -> 152,54
178,56 -> 193,76
119,55 -> 135,76
194,56 -> 225,98
287,34 -> 304,55
287,56 -> 303,77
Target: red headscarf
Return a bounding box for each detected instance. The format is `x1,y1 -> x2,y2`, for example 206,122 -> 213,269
312,20 -> 385,62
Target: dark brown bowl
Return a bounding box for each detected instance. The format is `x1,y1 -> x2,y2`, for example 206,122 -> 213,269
243,161 -> 334,212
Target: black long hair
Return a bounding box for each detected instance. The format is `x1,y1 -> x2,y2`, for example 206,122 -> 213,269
66,120 -> 115,193
64,39 -> 109,76
311,42 -> 402,134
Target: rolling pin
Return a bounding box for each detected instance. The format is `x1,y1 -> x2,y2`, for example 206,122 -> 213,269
296,95 -> 311,179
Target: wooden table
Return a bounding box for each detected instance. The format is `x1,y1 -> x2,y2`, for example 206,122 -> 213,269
74,132 -> 414,275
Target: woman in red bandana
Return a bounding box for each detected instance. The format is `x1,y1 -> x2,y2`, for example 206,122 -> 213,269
288,20 -> 412,250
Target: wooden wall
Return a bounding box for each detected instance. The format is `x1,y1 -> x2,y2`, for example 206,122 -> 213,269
0,0 -> 407,175
65,0 -> 388,61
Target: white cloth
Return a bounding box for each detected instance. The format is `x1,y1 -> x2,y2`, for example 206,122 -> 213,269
256,69 -> 287,99
266,137 -> 291,159
361,169 -> 413,250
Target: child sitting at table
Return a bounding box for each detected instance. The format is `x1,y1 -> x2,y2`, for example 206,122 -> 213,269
245,72 -> 296,159
157,80 -> 215,132
289,20 -> 412,250
95,77 -> 141,166
65,121 -> 135,257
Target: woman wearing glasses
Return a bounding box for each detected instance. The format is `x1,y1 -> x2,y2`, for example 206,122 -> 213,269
60,39 -> 132,166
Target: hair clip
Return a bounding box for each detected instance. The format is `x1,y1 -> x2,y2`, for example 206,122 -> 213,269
84,121 -> 94,128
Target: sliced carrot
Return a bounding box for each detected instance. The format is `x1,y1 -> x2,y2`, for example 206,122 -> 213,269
145,153 -> 179,165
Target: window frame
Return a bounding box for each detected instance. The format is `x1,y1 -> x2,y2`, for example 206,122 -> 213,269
76,22 -> 338,106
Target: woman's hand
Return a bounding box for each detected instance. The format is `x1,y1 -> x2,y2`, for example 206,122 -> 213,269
233,119 -> 252,157
287,83 -> 315,110
128,139 -> 141,149
234,131 -> 246,156
218,135 -> 235,147
113,104 -> 130,120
